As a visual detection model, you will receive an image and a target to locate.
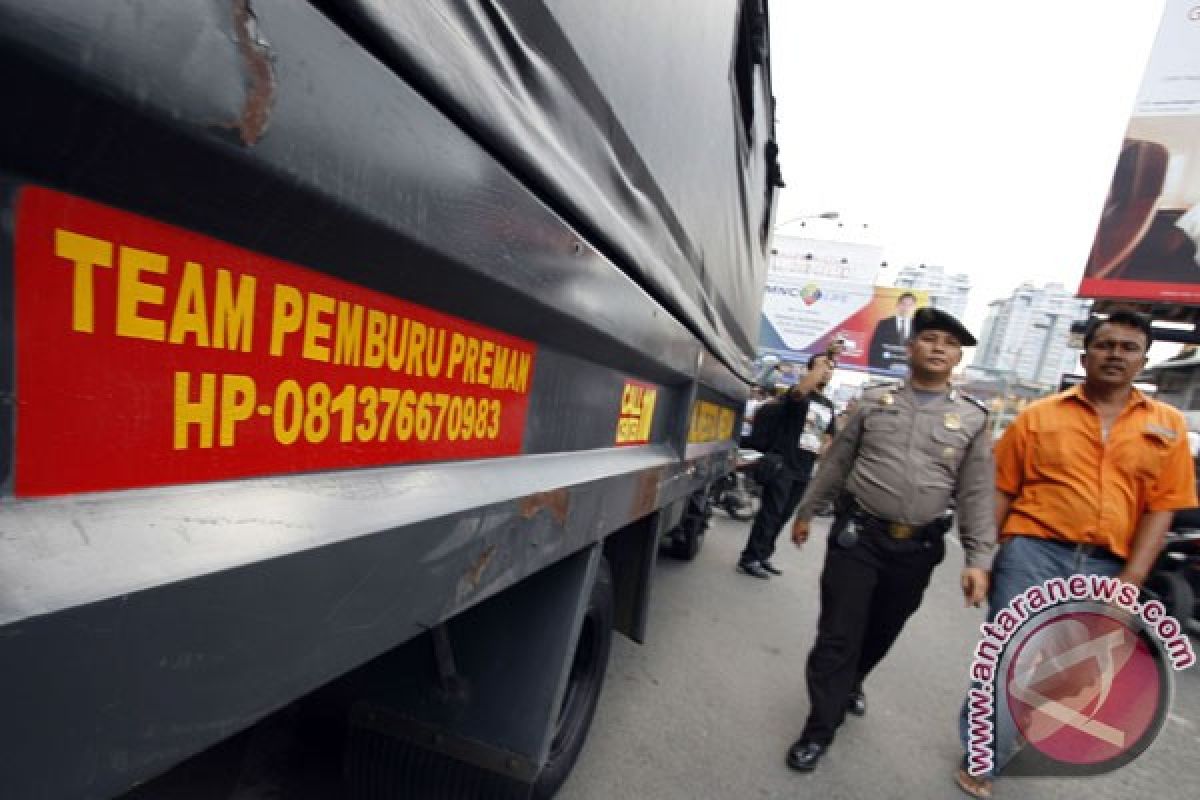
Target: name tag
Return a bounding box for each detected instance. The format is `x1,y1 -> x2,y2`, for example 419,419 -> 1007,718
1145,424 -> 1177,441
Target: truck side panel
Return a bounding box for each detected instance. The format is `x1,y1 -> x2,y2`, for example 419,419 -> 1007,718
0,1 -> 770,797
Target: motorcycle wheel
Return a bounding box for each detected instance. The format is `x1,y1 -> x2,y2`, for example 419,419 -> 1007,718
1142,569 -> 1196,623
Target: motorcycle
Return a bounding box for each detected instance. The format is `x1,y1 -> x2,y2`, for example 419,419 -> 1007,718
663,450 -> 765,560
709,449 -> 763,521
1143,526 -> 1200,624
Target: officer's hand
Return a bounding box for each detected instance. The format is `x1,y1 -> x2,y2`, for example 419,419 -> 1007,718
792,518 -> 810,547
961,568 -> 988,608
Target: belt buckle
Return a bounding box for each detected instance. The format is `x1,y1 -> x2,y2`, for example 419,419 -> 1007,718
888,522 -> 914,540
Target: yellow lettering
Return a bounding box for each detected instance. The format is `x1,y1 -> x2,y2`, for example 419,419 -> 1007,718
504,351 -> 518,391
213,269 -> 255,352
174,371 -> 216,449
302,292 -> 334,362
334,301 -> 364,366
491,346 -> 509,390
54,229 -> 113,333
406,320 -> 427,377
477,339 -> 494,386
269,284 -> 303,357
425,328 -> 446,378
167,261 -> 210,347
622,385 -> 640,415
116,245 -> 167,341
447,332 -> 466,381
462,336 -> 479,384
219,374 -> 256,447
514,352 -> 531,393
364,310 -> 388,369
385,316 -> 408,371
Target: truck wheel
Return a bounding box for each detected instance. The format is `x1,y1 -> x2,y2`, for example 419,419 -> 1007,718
665,490 -> 710,560
1143,569 -> 1195,623
667,526 -> 703,560
532,558 -> 614,799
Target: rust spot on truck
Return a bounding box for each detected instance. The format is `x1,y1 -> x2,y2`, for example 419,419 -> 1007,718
631,467 -> 663,519
519,489 -> 570,525
229,0 -> 276,145
461,544 -> 497,591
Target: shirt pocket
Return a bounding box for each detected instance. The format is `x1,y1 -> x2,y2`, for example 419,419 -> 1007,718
863,412 -> 901,434
1031,430 -> 1067,468
861,411 -> 903,455
928,426 -> 972,469
1135,432 -> 1173,479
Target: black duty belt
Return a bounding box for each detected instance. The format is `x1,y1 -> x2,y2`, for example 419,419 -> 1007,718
848,501 -> 951,542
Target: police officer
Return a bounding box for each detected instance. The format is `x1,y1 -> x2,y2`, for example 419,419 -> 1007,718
784,307 -> 997,773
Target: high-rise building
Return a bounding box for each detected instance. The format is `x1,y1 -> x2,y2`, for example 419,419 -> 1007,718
970,282 -> 1091,386
892,263 -> 970,319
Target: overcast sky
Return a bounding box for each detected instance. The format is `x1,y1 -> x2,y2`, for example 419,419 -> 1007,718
768,0 -> 1167,354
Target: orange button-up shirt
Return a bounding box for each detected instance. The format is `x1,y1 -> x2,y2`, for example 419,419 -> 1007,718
995,386 -> 1197,559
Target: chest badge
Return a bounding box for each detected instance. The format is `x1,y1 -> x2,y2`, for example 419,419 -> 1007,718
880,393 -> 895,406
944,412 -> 962,431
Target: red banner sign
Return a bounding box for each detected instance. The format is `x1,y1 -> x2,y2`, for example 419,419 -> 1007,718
14,187 -> 537,496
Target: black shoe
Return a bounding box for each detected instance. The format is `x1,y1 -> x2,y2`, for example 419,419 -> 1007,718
846,690 -> 867,717
759,560 -> 783,576
737,561 -> 771,579
786,740 -> 825,772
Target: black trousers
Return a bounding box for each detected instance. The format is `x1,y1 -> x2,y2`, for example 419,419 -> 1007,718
739,470 -> 808,565
799,516 -> 945,745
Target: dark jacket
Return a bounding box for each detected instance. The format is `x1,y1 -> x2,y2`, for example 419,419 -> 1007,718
746,391 -> 835,480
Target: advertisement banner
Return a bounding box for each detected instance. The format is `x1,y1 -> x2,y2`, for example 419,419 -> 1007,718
768,234 -> 884,285
759,282 -> 930,378
1079,0 -> 1200,301
14,187 -> 537,496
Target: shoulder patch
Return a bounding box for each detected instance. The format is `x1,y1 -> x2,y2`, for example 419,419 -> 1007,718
861,381 -> 901,403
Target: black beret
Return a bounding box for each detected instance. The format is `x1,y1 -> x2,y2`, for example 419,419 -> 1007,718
910,307 -> 977,347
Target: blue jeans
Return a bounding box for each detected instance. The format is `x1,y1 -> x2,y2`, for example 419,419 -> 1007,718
957,535 -> 1124,776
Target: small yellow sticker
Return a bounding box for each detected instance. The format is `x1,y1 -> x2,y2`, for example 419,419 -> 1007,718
616,381 -> 658,445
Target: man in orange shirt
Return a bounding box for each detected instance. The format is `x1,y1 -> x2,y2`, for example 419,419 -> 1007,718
955,309 -> 1197,798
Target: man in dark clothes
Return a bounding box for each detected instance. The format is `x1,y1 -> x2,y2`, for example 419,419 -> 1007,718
737,354 -> 836,579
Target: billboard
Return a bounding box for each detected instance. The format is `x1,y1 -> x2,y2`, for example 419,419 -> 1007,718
759,283 -> 931,377
1079,0 -> 1200,302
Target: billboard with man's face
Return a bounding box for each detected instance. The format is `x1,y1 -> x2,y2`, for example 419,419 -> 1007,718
1078,0 -> 1200,302
759,284 -> 930,376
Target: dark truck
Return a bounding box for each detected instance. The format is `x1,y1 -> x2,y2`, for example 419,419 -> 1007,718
0,2 -> 780,797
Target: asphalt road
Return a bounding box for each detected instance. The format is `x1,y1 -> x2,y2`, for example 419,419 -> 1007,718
557,513 -> 1200,800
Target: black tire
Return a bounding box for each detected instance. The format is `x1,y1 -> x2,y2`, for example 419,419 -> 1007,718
665,491 -> 710,560
1142,569 -> 1195,623
531,558 -> 614,799
667,526 -> 703,560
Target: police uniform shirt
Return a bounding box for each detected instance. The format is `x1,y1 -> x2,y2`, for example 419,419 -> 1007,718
795,382 -> 998,570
